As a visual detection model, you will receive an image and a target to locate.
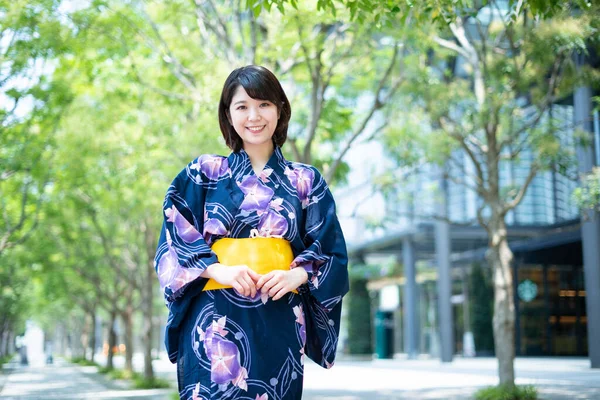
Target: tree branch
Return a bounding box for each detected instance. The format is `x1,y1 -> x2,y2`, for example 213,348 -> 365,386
325,42 -> 403,182
503,163 -> 539,213
287,137 -> 301,161
139,5 -> 198,89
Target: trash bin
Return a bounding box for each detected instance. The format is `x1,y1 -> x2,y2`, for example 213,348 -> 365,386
375,310 -> 394,359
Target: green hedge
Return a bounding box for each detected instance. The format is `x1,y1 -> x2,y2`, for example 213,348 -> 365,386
470,263 -> 495,355
346,277 -> 372,354
474,385 -> 537,400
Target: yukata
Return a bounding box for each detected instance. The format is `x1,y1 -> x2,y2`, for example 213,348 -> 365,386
154,146 -> 349,400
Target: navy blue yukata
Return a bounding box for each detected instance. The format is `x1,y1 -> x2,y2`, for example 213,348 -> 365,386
155,147 -> 349,399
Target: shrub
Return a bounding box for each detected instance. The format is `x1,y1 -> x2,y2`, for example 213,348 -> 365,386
107,369 -> 136,380
71,357 -> 99,367
98,366 -> 112,374
133,376 -> 171,389
474,385 -> 537,400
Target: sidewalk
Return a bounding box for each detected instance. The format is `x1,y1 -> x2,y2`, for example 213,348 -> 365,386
2,354 -> 599,399
301,356 -> 600,399
98,353 -> 600,399
0,357 -> 172,399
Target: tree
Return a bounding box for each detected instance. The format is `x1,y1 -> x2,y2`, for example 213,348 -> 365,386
574,167 -> 600,212
382,2 -> 597,386
0,0 -> 73,256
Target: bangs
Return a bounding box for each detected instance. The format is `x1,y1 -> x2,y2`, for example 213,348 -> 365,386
236,69 -> 280,105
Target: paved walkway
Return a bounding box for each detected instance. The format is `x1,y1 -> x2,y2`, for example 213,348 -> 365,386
0,358 -> 170,399
302,357 -> 600,399
2,355 -> 599,399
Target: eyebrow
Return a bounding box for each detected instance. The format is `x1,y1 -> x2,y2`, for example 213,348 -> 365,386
233,100 -> 247,105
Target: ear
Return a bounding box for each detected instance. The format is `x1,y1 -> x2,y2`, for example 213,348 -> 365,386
226,110 -> 233,125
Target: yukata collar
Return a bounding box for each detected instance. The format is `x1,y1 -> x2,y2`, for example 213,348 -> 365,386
228,146 -> 287,179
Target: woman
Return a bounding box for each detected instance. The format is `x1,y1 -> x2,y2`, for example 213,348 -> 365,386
155,65 -> 349,400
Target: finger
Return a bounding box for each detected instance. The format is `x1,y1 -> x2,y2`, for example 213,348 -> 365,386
232,282 -> 244,296
263,273 -> 283,294
257,271 -> 274,290
269,282 -> 285,298
237,277 -> 251,297
243,274 -> 256,298
247,268 -> 261,282
272,286 -> 290,301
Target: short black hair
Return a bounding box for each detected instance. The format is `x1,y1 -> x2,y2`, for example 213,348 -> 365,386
218,65 -> 291,152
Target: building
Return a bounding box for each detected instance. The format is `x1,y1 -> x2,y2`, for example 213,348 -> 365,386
334,8 -> 600,366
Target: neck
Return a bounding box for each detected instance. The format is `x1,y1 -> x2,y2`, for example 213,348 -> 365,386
243,141 -> 275,174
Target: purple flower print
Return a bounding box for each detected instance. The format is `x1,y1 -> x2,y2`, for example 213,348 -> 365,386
269,197 -> 284,212
199,317 -> 228,360
258,168 -> 273,183
157,230 -> 204,293
237,175 -> 274,213
210,336 -> 242,384
284,166 -> 314,205
165,205 -> 203,243
156,230 -> 179,291
256,394 -> 269,400
203,217 -> 227,244
257,209 -> 288,237
198,316 -> 248,391
291,256 -> 324,289
293,305 -> 306,345
192,155 -> 229,180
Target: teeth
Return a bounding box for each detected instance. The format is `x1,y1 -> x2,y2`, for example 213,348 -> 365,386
247,126 -> 264,132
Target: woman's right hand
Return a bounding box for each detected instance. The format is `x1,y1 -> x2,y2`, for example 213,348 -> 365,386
202,263 -> 261,297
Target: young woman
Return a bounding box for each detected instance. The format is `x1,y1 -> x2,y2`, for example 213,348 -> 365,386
155,65 -> 349,399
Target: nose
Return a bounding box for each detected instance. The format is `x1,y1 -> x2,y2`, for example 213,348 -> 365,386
248,107 -> 261,121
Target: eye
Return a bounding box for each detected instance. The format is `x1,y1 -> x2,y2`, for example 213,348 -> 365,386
260,102 -> 271,107
236,105 -> 246,110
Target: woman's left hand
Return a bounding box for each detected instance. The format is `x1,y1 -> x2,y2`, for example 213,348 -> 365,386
256,268 -> 308,301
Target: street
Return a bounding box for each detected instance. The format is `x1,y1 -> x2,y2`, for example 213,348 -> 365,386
1,355 -> 600,399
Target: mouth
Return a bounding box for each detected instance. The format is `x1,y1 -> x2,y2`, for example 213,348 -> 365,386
246,125 -> 266,133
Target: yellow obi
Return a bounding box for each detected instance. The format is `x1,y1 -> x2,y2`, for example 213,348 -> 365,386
203,237 -> 296,292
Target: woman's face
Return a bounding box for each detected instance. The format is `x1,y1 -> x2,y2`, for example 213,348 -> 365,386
228,86 -> 279,151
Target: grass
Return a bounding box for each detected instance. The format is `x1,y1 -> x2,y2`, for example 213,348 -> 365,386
0,354 -> 13,369
71,357 -> 100,367
132,375 -> 171,389
473,385 -> 538,400
96,366 -> 171,389
70,357 -> 171,390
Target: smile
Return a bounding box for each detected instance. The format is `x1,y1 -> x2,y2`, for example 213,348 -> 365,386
246,126 -> 266,133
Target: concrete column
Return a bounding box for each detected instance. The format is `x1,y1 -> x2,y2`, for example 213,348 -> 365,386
402,237 -> 419,359
574,55 -> 600,368
435,177 -> 454,362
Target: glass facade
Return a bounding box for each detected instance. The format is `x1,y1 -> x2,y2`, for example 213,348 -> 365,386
516,264 -> 587,356
385,103 -> 580,228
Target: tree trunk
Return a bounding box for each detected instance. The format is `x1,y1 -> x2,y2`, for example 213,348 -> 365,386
90,311 -> 97,363
81,314 -> 90,360
142,262 -> 155,380
143,219 -> 156,380
8,329 -> 15,356
107,310 -> 117,370
488,216 -> 516,386
123,305 -> 134,373
0,325 -> 8,357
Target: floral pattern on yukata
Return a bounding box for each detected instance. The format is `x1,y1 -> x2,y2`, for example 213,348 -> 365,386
155,147 -> 349,399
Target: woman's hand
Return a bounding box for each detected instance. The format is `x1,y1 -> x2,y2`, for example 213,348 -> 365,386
256,268 -> 309,301
202,263 -> 261,297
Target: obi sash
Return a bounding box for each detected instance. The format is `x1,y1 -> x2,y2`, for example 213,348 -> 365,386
203,237 -> 296,292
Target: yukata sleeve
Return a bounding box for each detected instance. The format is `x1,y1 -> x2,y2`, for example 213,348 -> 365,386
292,168 -> 349,368
155,168 -> 218,304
